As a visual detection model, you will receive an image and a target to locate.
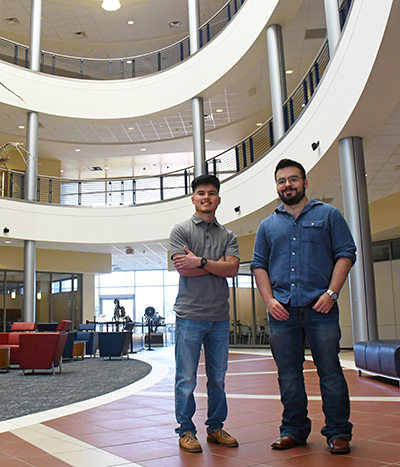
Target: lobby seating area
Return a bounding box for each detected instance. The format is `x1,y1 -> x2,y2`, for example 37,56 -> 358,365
0,320 -> 147,372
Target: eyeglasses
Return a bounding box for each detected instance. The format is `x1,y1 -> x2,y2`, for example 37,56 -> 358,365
276,175 -> 303,187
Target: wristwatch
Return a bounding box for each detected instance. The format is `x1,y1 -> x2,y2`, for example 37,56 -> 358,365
199,257 -> 208,269
326,289 -> 338,301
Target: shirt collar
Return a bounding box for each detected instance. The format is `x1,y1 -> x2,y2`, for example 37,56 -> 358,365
275,198 -> 322,215
192,214 -> 219,227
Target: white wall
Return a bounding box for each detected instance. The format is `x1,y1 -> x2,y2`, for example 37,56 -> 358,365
0,0 -> 393,247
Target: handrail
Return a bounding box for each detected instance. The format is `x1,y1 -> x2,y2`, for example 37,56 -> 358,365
0,0 -> 245,80
0,0 -> 352,207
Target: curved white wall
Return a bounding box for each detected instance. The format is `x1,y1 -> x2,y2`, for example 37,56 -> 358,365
0,0 -> 393,246
0,0 -> 278,119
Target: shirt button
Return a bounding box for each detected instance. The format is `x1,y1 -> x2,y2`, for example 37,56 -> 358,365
292,268 -> 295,271
293,237 -> 296,241
292,252 -> 295,255
291,284 -> 295,287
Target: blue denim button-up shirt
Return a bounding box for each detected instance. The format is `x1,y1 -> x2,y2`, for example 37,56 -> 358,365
251,199 -> 356,307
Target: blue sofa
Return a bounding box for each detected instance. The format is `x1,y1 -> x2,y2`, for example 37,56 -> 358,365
354,339 -> 400,385
75,324 -> 99,357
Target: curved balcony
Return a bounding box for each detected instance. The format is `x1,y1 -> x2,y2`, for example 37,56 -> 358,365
1,38 -> 331,206
0,0 -> 245,81
0,0 -> 391,247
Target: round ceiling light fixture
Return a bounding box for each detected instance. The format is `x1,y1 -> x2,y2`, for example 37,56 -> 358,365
102,0 -> 121,11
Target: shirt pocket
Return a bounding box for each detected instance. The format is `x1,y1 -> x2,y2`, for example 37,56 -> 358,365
300,220 -> 324,243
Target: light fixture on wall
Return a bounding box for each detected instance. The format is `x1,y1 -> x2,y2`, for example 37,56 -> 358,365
311,141 -> 320,151
11,290 -> 16,299
37,291 -> 42,300
102,0 -> 121,11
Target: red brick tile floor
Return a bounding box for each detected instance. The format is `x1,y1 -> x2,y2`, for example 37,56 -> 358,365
1,346 -> 399,466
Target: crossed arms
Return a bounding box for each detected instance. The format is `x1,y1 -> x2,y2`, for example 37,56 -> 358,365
173,246 -> 239,278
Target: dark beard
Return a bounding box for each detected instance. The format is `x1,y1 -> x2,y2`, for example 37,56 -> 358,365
278,188 -> 306,205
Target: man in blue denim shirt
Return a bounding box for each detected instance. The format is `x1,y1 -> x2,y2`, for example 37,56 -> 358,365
251,159 -> 356,455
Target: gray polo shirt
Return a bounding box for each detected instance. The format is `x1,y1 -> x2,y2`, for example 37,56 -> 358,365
170,214 -> 239,321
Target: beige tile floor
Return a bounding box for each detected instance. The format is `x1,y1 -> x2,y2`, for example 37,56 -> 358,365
1,346 -> 400,466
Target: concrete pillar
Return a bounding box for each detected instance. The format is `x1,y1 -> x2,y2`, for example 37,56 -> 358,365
266,24 -> 287,141
339,136 -> 378,343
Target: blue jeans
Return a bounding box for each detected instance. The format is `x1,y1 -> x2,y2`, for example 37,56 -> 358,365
175,317 -> 230,436
269,303 -> 352,444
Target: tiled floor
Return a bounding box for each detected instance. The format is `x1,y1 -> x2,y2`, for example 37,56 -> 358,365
1,347 -> 400,466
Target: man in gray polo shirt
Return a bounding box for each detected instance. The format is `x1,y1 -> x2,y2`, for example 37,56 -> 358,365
170,174 -> 240,453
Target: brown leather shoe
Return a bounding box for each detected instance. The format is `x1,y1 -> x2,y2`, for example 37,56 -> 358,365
207,429 -> 239,447
329,438 -> 351,454
271,436 -> 299,450
179,432 -> 202,453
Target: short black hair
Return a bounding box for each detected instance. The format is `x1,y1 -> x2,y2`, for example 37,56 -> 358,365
274,159 -> 306,180
191,174 -> 220,193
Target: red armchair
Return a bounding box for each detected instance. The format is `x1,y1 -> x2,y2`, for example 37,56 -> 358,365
19,332 -> 68,375
56,320 -> 72,332
0,332 -> 23,364
10,322 -> 36,332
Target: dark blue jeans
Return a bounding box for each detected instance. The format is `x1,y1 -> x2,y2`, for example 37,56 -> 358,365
174,317 -> 230,436
269,303 -> 352,444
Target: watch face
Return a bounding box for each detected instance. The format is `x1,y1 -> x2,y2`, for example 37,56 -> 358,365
331,293 -> 338,301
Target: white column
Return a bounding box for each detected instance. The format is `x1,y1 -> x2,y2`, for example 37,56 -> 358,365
339,136 -> 378,344
23,0 -> 43,322
188,0 -> 206,176
323,0 -> 341,56
266,24 -> 287,142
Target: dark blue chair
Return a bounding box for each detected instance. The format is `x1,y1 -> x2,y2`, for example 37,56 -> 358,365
75,324 -> 98,357
62,331 -> 77,360
98,331 -> 131,360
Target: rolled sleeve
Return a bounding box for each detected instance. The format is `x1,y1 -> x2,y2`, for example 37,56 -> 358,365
251,221 -> 270,271
330,208 -> 357,265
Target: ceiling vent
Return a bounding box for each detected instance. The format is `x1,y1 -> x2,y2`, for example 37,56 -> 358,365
5,17 -> 19,25
168,21 -> 183,29
305,28 -> 327,40
89,166 -> 103,171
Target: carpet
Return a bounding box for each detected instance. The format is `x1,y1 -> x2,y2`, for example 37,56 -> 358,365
0,357 -> 151,421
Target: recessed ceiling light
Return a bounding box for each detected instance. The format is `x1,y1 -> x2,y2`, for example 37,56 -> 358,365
141,148 -> 146,151
104,166 -> 109,170
256,122 -> 263,126
128,126 -> 134,130
205,139 -> 210,143
102,0 -> 121,12
216,108 -> 224,113
5,240 -> 12,244
126,60 -> 132,64
168,21 -> 183,29
75,148 -> 81,152
60,169 -> 64,173
286,69 -> 294,74
18,125 -> 25,129
127,20 -> 134,25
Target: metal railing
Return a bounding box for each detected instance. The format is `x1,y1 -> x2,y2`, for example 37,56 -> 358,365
0,0 -> 352,207
0,0 -> 244,80
0,40 -> 331,207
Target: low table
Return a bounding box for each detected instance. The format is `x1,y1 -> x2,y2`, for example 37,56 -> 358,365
73,341 -> 86,360
0,346 -> 10,372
